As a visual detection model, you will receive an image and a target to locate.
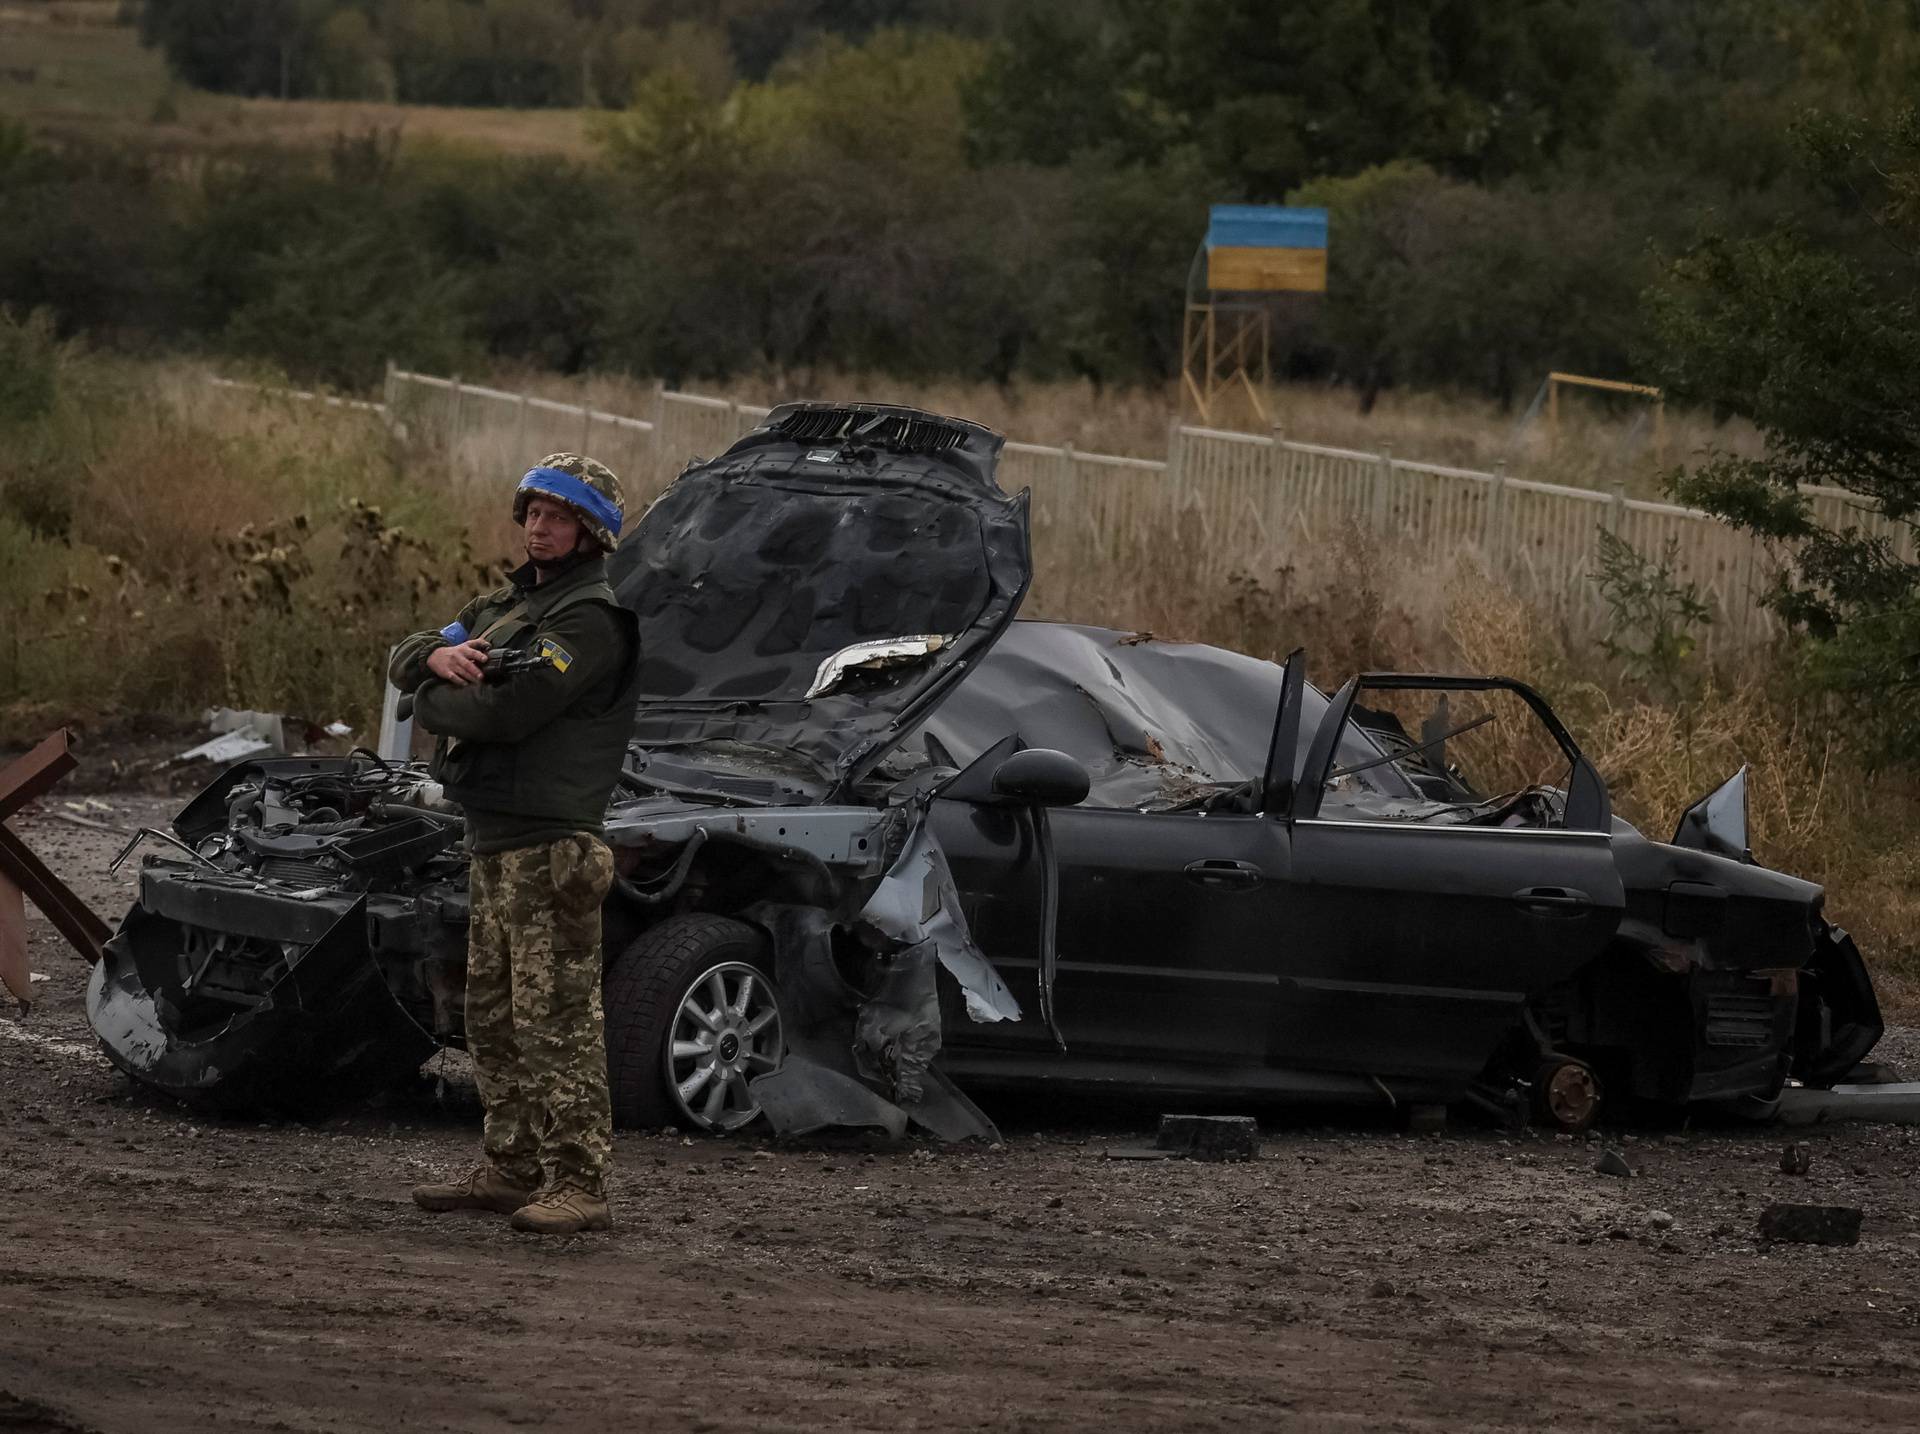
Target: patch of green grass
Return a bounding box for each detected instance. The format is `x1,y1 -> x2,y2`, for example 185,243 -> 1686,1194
0,7 -> 172,127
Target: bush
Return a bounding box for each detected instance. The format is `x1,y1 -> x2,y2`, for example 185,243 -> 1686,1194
0,309 -> 61,428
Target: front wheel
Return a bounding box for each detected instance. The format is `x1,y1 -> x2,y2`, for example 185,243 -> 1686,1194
603,914 -> 785,1132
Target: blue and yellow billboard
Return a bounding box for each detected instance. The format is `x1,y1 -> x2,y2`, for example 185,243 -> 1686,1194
1203,204 -> 1328,293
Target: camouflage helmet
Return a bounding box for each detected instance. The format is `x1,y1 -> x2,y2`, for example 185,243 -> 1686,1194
513,453 -> 625,552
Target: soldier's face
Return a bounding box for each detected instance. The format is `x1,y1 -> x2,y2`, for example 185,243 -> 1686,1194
523,496 -> 587,562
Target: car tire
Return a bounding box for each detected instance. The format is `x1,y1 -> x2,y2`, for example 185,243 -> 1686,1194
1532,1055 -> 1604,1133
603,914 -> 784,1133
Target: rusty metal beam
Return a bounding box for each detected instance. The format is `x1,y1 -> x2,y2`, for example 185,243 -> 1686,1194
0,826 -> 110,965
0,731 -> 113,994
0,730 -> 79,822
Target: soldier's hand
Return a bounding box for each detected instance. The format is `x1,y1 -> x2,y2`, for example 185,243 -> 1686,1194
426,639 -> 491,687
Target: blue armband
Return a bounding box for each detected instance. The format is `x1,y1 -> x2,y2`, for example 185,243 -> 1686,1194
440,620 -> 469,644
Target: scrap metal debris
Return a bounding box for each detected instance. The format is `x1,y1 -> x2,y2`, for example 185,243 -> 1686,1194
1757,1203 -> 1863,1247
1593,1148 -> 1635,1178
1106,1113 -> 1261,1162
172,709 -> 353,766
1777,1081 -> 1920,1126
1155,1114 -> 1260,1161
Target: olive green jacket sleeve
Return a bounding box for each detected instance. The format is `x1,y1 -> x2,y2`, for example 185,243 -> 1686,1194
387,593 -> 487,694
412,604 -> 625,745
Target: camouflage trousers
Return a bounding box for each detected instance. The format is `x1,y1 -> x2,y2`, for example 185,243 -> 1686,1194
466,835 -> 615,1196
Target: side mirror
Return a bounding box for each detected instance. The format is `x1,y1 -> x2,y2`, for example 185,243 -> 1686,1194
990,748 -> 1090,808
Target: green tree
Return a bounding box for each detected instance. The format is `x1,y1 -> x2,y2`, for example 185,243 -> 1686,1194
1649,109 -> 1920,758
970,0 -> 1627,194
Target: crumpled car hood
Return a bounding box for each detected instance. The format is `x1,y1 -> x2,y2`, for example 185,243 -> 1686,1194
608,402 -> 1031,798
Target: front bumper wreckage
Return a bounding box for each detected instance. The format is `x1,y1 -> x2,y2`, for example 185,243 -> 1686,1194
91,866 -> 439,1109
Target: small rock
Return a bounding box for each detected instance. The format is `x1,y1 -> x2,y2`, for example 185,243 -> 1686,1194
1594,1149 -> 1634,1178
1046,1195 -> 1064,1209
1779,1142 -> 1813,1176
1368,1278 -> 1395,1298
1756,1203 -> 1863,1247
1647,1209 -> 1675,1231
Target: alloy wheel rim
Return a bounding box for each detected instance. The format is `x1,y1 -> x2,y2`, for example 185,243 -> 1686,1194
665,961 -> 783,1131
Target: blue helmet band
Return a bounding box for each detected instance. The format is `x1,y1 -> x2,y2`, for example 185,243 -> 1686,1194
517,467 -> 622,539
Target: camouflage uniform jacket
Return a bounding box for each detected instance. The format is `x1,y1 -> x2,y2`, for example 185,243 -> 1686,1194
389,554 -> 641,852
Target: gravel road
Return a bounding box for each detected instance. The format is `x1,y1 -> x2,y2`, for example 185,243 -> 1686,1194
5,794 -> 1919,1432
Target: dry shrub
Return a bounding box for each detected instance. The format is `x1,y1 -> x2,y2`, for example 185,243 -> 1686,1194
501,364 -> 1763,500
1444,575 -> 1920,1016
1029,512 -> 1447,679
0,358 -> 489,740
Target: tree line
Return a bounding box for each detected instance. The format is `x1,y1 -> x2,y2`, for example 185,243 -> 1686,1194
0,1 -> 1889,407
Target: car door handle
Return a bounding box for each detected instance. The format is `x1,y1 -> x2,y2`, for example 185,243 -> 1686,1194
1185,859 -> 1263,891
1512,886 -> 1592,916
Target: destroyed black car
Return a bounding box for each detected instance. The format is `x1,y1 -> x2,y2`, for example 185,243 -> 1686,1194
90,403 -> 1886,1140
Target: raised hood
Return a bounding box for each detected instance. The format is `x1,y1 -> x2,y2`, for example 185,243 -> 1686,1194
607,402 -> 1032,797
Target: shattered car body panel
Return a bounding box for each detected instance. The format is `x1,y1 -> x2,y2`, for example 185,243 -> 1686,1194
89,403 -> 1886,1136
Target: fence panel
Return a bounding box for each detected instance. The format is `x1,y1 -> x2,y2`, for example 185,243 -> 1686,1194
372,368 -> 1920,652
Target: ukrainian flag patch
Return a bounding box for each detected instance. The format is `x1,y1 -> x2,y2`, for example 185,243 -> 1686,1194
537,637 -> 574,673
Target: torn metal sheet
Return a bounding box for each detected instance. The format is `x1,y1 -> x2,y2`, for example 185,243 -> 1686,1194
856,812 -> 1019,1024
749,1055 -> 909,1140
1672,766 -> 1752,862
805,635 -> 949,700
851,941 -> 943,1103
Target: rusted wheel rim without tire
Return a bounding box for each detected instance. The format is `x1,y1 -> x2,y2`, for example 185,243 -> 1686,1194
665,961 -> 783,1132
1544,1062 -> 1600,1129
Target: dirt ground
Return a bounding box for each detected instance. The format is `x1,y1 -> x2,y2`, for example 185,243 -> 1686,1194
5,791 -> 1920,1433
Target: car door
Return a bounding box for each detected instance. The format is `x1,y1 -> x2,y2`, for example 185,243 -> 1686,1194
929,654 -> 1314,1071
929,789 -> 1290,1070
1272,675 -> 1626,1083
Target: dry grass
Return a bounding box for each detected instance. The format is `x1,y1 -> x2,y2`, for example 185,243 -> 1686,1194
0,355 -> 489,738
497,363 -> 1762,503
0,7 -> 592,158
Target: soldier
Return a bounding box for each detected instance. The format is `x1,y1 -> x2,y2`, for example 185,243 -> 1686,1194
395,454 -> 641,1235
